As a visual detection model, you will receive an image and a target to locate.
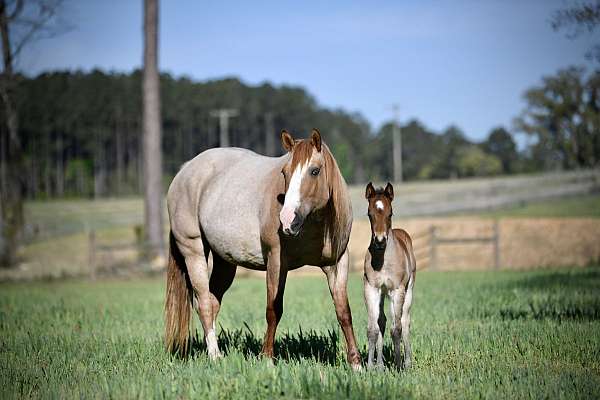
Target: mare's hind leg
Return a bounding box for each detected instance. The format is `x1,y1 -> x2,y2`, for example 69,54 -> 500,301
207,253 -> 237,339
389,287 -> 406,370
173,233 -> 220,360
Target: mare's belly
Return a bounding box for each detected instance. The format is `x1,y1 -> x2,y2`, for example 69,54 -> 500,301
199,182 -> 266,268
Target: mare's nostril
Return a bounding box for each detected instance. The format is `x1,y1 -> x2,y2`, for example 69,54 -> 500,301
290,212 -> 304,232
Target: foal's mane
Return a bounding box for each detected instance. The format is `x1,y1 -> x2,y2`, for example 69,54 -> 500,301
289,139 -> 352,261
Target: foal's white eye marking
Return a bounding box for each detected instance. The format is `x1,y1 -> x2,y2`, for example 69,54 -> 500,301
375,200 -> 384,210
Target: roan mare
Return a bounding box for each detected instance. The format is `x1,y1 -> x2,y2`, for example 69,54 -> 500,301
164,129 -> 361,368
363,182 -> 416,370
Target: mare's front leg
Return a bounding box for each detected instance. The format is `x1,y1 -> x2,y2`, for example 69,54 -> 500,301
261,246 -> 288,359
323,251 -> 361,369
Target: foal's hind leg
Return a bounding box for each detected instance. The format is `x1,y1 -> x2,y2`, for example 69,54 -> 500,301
207,253 -> 237,338
376,295 -> 386,368
173,233 -> 221,360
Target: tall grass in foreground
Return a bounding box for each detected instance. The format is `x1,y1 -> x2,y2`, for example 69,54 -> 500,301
1,267 -> 599,399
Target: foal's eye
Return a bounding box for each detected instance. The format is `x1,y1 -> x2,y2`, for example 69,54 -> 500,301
311,167 -> 320,176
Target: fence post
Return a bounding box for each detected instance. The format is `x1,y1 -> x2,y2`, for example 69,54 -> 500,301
429,225 -> 438,271
493,220 -> 500,270
88,230 -> 96,280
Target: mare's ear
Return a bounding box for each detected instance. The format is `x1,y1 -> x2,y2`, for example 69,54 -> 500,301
310,128 -> 322,152
384,182 -> 394,201
365,182 -> 375,199
281,130 -> 295,152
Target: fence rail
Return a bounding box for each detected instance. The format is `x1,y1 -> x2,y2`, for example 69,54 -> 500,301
88,230 -> 142,279
412,220 -> 500,271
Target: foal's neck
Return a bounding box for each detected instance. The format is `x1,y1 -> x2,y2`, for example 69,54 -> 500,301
368,229 -> 398,271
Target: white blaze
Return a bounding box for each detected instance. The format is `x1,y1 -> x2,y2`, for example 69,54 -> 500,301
280,161 -> 307,231
375,200 -> 384,210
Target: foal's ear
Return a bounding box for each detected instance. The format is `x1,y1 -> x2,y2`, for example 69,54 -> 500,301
365,182 -> 375,199
384,182 -> 394,201
281,130 -> 295,152
310,128 -> 322,152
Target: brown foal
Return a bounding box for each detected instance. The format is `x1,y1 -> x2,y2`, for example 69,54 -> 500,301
363,182 -> 416,370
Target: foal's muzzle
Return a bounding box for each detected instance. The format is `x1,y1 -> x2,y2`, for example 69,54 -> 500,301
372,235 -> 387,250
283,212 -> 304,237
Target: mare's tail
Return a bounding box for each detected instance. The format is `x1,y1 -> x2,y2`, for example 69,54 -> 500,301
164,231 -> 193,356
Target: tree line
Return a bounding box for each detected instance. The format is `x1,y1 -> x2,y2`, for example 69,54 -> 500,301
2,66 -> 598,200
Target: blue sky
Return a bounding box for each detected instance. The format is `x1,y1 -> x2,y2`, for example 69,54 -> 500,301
19,0 -> 596,142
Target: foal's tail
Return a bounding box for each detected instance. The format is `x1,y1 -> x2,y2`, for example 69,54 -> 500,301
164,231 -> 193,356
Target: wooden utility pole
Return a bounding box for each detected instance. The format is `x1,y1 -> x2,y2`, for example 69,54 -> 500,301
264,112 -> 275,156
392,104 -> 403,183
142,0 -> 164,259
210,109 -> 238,147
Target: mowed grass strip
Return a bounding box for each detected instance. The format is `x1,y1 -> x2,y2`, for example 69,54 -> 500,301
1,267 -> 599,399
453,193 -> 600,219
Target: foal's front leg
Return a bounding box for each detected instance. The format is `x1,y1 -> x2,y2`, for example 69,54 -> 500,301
261,247 -> 288,359
389,288 -> 406,369
364,281 -> 383,369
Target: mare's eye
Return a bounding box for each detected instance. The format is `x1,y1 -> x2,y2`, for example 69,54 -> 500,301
311,167 -> 320,176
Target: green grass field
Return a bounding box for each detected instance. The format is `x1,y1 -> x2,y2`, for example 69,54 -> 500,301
460,194 -> 600,219
1,267 -> 599,399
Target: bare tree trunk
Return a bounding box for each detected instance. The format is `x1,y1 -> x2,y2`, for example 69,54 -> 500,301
127,125 -> 137,193
115,117 -> 124,195
0,0 -> 24,267
94,136 -> 106,199
55,133 -> 64,196
44,129 -> 51,197
28,136 -> 38,198
142,0 -> 164,259
186,121 -> 193,159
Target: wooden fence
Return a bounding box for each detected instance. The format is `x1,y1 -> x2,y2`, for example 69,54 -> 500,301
412,220 -> 500,271
88,229 -> 142,279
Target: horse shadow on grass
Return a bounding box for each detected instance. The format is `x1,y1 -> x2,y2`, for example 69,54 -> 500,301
190,322 -> 400,368
476,266 -> 600,321
503,266 -> 600,291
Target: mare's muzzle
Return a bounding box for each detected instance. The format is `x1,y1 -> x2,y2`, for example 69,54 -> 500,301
283,211 -> 305,237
